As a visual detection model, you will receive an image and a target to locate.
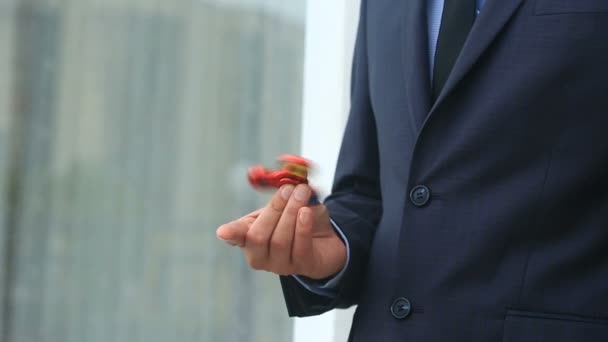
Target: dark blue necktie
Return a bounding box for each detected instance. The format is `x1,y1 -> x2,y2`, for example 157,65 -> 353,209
432,0 -> 476,100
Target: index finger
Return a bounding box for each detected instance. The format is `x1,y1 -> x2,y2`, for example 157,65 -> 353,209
245,185 -> 294,256
241,208 -> 262,220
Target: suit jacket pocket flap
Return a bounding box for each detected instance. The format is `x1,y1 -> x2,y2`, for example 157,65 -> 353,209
535,0 -> 608,15
503,309 -> 608,342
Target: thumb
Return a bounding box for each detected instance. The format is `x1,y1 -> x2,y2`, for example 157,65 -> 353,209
216,220 -> 250,247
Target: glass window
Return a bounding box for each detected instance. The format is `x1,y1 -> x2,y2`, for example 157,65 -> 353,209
0,1 -> 306,341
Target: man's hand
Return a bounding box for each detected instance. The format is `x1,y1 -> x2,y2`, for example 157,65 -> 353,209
216,184 -> 347,280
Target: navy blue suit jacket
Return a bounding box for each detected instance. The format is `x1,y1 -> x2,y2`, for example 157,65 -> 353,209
281,0 -> 608,340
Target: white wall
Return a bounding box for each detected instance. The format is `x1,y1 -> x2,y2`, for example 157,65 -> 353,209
295,0 -> 361,341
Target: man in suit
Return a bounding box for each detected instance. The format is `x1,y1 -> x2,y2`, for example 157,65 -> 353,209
217,0 -> 608,340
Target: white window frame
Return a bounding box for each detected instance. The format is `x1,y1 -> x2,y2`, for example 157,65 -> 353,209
294,1 -> 361,341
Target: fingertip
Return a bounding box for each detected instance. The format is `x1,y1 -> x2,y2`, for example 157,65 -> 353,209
294,184 -> 311,203
216,222 -> 248,245
216,224 -> 230,240
280,184 -> 295,200
267,186 -> 291,214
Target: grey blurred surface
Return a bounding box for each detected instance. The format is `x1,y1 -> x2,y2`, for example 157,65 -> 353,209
0,0 -> 305,341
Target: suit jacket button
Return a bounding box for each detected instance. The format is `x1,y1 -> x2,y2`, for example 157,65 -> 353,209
410,185 -> 431,207
390,297 -> 411,319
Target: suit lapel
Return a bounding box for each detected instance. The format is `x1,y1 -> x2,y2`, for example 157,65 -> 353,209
402,0 -> 432,130
429,0 -> 525,113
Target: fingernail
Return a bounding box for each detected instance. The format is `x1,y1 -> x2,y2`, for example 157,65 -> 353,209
299,210 -> 310,225
217,235 -> 231,243
217,235 -> 239,245
281,185 -> 294,200
216,227 -> 227,240
294,185 -> 309,202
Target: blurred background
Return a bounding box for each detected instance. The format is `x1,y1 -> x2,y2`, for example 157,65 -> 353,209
0,0 -> 308,341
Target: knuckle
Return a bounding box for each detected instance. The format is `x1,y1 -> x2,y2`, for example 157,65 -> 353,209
246,231 -> 267,246
292,247 -> 306,260
291,262 -> 307,277
276,269 -> 292,277
268,198 -> 285,214
270,238 -> 290,252
272,262 -> 294,276
283,205 -> 300,218
247,257 -> 265,271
